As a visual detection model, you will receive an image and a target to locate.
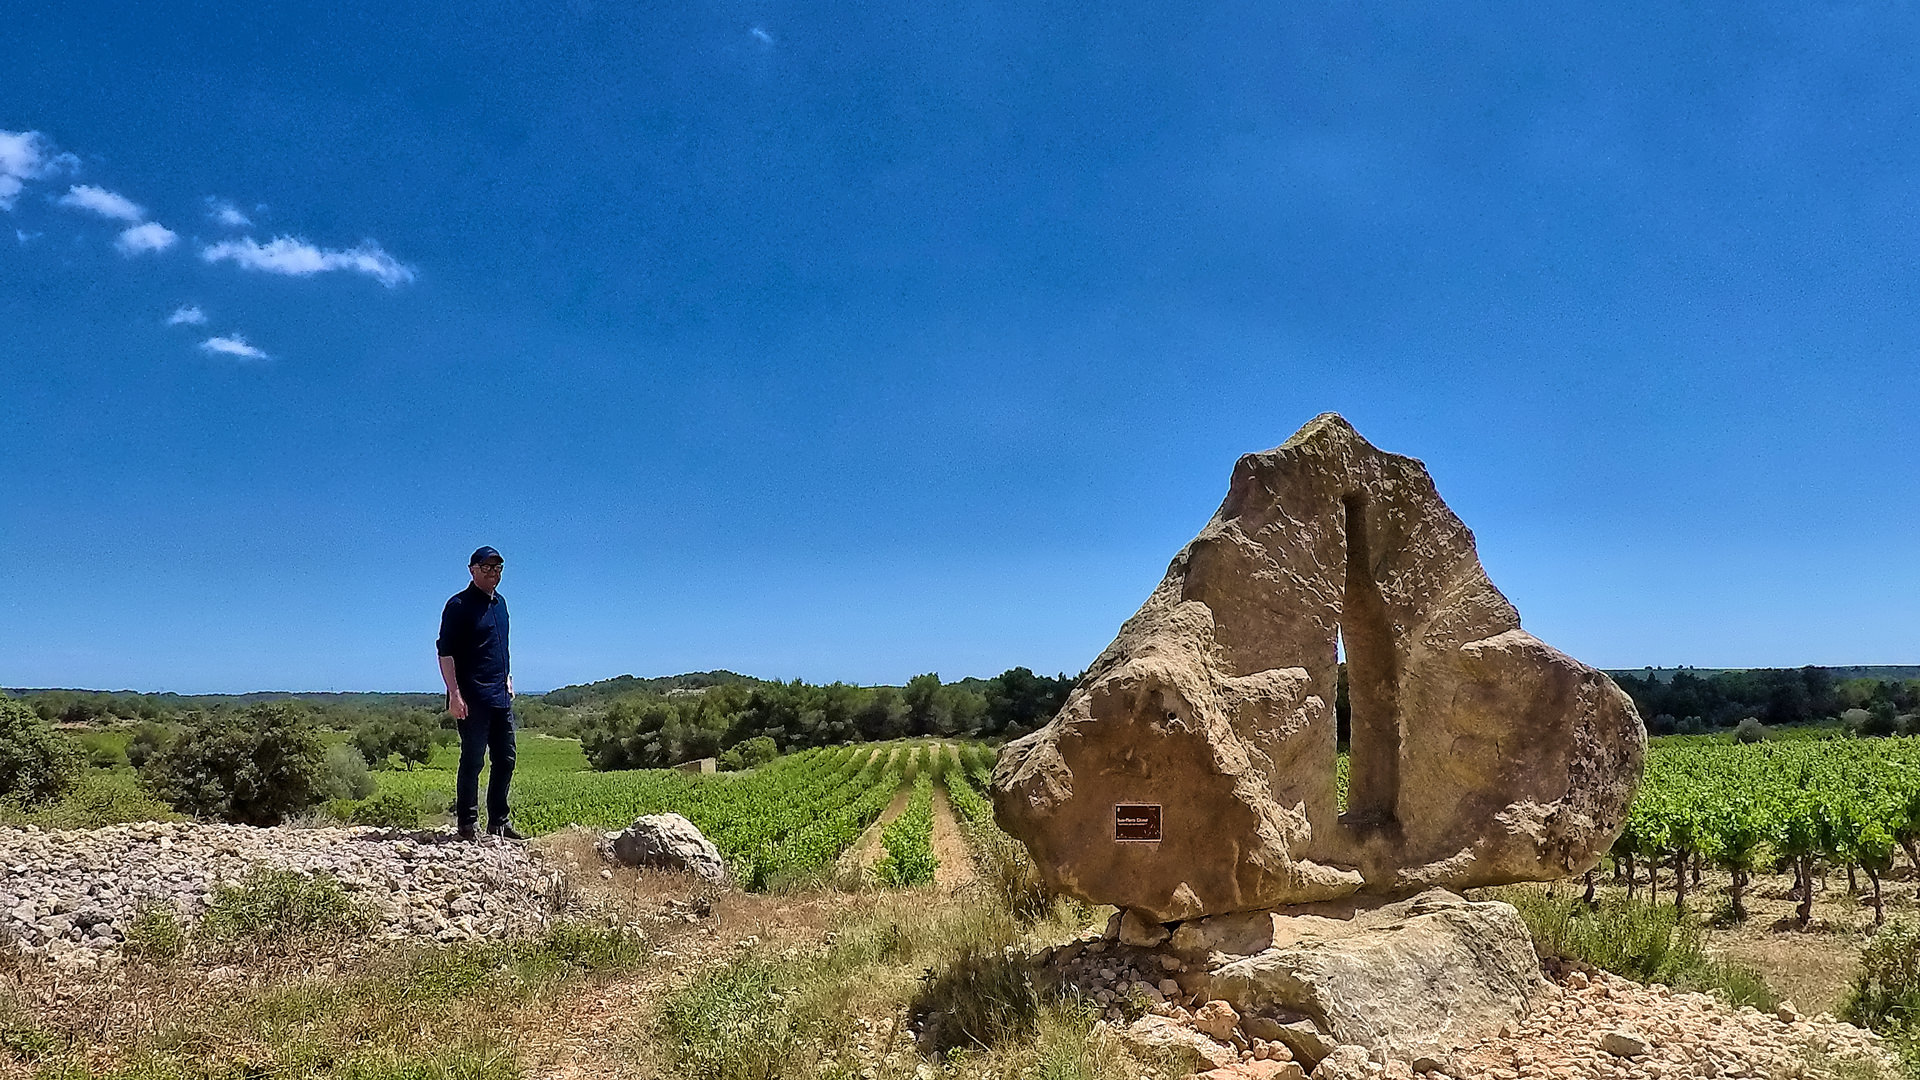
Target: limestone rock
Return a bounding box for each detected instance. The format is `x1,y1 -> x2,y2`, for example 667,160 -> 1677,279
605,813 -> 728,882
1307,1046 -> 1373,1080
1243,1016 -> 1336,1070
1173,890 -> 1544,1067
1118,1015 -> 1238,1073
1120,908 -> 1172,948
1192,1062 -> 1308,1080
1192,999 -> 1241,1041
1600,1029 -> 1649,1057
990,413 -> 1645,918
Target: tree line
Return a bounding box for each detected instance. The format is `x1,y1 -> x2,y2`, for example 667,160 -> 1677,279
1609,666 -> 1920,736
577,668 -> 1076,770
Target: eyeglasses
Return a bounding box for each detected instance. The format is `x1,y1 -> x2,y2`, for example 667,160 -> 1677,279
473,563 -> 504,572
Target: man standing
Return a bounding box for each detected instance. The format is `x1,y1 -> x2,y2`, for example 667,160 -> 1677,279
436,546 -> 522,840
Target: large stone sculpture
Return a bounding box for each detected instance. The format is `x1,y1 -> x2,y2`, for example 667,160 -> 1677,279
991,414 -> 1645,921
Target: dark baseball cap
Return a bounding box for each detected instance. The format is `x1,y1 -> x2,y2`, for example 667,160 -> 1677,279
469,546 -> 504,566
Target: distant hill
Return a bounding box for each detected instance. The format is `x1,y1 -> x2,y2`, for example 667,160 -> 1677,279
538,670 -> 766,707
1606,666 -> 1920,684
3,688 -> 444,708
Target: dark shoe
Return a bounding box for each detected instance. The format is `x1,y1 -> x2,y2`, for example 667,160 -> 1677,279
457,826 -> 478,841
487,823 -> 526,841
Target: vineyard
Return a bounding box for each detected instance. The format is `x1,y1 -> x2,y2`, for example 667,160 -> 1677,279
373,736 -> 1013,892
1615,735 -> 1920,927
368,728 -> 1920,930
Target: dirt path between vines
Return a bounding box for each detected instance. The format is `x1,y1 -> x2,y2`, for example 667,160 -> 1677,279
929,785 -> 973,891
837,746 -> 909,878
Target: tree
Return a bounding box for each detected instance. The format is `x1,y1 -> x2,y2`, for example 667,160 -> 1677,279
139,703 -> 326,825
0,696 -> 84,806
125,722 -> 174,769
719,735 -> 778,771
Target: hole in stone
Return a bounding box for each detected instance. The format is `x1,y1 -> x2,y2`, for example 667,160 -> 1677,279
1338,492 -> 1401,830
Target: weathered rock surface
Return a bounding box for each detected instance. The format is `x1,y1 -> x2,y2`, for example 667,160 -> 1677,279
991,413 -> 1646,919
1046,921 -> 1894,1079
604,813 -> 728,882
1170,890 -> 1543,1067
0,821 -> 560,971
1118,1014 -> 1240,1072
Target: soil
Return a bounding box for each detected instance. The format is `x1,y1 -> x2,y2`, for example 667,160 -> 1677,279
929,787 -> 974,892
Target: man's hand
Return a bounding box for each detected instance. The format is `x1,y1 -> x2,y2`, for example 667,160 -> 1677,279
438,654 -> 465,719
507,674 -> 514,700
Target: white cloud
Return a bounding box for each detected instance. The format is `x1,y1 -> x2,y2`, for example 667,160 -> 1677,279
115,221 -> 178,255
206,197 -> 251,228
59,184 -> 146,222
0,130 -> 76,210
199,334 -> 268,360
749,25 -> 775,45
200,235 -> 416,287
166,304 -> 207,326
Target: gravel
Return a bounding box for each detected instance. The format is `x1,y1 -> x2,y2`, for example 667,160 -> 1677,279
0,821 -> 563,970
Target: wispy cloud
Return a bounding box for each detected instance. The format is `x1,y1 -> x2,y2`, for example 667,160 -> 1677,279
0,130 -> 76,210
166,304 -> 207,326
200,236 -> 416,287
749,25 -> 775,45
199,334 -> 268,360
206,197 -> 251,228
58,184 -> 146,222
115,221 -> 178,255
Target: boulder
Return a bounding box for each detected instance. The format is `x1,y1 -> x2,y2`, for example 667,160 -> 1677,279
1117,1014 -> 1238,1073
1192,1062 -> 1307,1080
1172,890 -> 1543,1067
1307,1046 -> 1373,1080
604,813 -> 727,882
1120,908 -> 1172,948
990,413 -> 1645,919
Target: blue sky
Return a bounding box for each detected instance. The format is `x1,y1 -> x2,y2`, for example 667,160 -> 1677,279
4,1 -> 1918,693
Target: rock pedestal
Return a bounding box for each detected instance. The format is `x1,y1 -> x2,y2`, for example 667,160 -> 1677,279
990,413 -> 1645,921
1168,889 -> 1545,1068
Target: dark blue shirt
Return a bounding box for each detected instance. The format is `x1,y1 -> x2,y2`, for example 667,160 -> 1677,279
437,585 -> 511,709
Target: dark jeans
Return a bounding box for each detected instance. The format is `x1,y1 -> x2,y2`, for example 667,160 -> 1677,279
455,703 -> 516,832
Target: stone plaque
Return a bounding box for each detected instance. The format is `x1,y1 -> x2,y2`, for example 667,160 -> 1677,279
1115,804 -> 1162,842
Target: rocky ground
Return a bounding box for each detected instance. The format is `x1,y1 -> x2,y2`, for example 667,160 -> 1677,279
1043,930 -> 1899,1080
0,820 -> 561,969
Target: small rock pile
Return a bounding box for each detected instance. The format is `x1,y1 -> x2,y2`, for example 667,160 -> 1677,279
1444,965 -> 1895,1080
0,821 -> 563,969
1040,931 -> 1897,1080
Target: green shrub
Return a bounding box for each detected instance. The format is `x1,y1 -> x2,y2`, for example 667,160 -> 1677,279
349,790 -> 423,829
719,735 -> 778,772
1733,717 -> 1767,743
910,934 -> 1041,1052
122,904 -> 188,961
321,742 -> 376,801
655,957 -> 798,1080
197,867 -> 372,953
1494,888 -> 1775,1009
1844,921 -> 1920,1032
124,721 -> 173,768
0,771 -> 181,829
0,697 -> 84,806
139,703 -> 326,825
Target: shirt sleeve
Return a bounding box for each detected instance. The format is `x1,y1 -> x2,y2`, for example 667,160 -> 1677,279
436,596 -> 462,658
